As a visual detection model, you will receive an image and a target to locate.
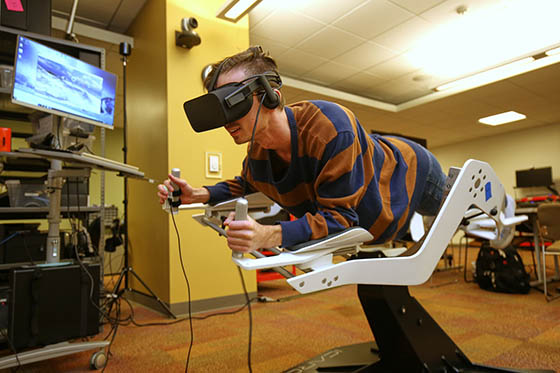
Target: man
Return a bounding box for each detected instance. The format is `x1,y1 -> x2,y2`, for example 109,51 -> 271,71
157,46 -> 446,254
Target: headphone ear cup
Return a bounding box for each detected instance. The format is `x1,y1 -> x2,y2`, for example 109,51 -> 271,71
263,90 -> 280,109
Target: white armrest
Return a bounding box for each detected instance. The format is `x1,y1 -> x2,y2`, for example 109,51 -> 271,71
174,192 -> 275,215
232,227 -> 373,271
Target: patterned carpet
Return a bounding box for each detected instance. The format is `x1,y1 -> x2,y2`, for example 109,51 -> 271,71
3,252 -> 560,373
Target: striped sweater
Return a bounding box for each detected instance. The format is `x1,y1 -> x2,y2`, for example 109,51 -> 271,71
205,100 -> 430,247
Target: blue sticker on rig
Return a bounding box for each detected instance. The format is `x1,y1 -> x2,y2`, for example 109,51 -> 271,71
485,182 -> 492,201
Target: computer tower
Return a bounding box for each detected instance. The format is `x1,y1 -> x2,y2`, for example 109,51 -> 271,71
7,262 -> 100,349
0,224 -> 47,264
0,0 -> 52,36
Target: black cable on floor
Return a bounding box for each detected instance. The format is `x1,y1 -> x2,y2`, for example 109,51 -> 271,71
0,328 -> 23,371
238,267 -> 253,373
170,207 -> 194,373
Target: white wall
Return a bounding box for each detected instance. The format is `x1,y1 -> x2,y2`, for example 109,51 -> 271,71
432,122 -> 560,199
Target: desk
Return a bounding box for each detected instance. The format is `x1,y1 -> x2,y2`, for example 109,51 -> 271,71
3,149 -> 143,264
0,206 -> 100,220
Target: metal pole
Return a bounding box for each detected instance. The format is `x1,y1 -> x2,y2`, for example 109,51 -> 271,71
65,0 -> 79,36
46,159 -> 63,264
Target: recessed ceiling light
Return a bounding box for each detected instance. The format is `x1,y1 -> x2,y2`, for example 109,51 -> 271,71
435,57 -> 534,92
478,111 -> 526,126
216,0 -> 262,22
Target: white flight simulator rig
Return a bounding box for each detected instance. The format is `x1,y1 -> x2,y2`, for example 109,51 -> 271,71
168,159 -> 552,373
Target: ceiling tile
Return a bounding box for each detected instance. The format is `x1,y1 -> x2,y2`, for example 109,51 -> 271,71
294,0 -> 369,24
249,0 -> 277,26
333,41 -> 396,70
372,16 -> 432,53
419,0 -> 500,24
250,34 -> 291,58
333,0 -> 414,40
304,61 -> 360,86
275,48 -> 329,78
251,10 -> 325,46
392,70 -> 436,90
330,71 -> 385,93
366,54 -> 418,79
389,0 -> 446,15
59,0 -> 120,28
296,26 -> 365,60
109,0 -> 148,33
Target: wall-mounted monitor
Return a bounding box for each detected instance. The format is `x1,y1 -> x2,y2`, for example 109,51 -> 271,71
11,35 -> 117,129
515,167 -> 553,188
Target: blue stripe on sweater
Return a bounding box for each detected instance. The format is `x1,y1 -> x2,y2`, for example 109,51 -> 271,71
317,155 -> 364,198
310,100 -> 353,133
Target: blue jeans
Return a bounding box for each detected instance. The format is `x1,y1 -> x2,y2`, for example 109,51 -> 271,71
416,147 -> 446,216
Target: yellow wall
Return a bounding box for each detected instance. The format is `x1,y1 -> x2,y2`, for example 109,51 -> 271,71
165,0 -> 254,304
127,0 -> 255,308
127,0 -> 170,301
432,122 -> 560,198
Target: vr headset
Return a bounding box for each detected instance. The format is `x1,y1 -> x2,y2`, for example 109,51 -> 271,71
183,71 -> 282,133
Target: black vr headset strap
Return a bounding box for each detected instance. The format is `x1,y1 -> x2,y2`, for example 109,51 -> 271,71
224,74 -> 280,110
208,58 -> 228,91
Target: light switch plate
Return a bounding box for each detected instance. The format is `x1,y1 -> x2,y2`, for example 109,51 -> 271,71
205,152 -> 222,178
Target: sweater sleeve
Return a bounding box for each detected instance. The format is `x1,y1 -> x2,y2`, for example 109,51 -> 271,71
204,158 -> 256,204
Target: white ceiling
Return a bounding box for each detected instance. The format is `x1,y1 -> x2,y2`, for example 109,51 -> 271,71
50,0 -> 560,148
51,0 -> 147,34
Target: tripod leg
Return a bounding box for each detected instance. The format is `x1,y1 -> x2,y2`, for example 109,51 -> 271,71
110,267 -> 128,296
105,267 -> 128,317
127,268 -> 177,319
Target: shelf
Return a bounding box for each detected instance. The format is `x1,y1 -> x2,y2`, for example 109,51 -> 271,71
0,206 -> 100,219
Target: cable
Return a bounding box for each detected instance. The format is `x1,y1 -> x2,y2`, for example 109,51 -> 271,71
0,232 -> 20,246
0,327 -> 23,371
241,94 -> 266,197
238,267 -> 253,373
129,296 -> 259,327
236,93 -> 267,373
72,229 -> 133,373
170,207 -> 194,373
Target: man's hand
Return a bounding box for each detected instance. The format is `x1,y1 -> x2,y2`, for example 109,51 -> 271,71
157,173 -> 210,205
224,212 -> 282,253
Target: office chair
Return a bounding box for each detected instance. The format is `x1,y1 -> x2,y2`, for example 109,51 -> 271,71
537,203 -> 560,302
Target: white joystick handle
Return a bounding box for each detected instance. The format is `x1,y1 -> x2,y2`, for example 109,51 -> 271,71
232,198 -> 248,258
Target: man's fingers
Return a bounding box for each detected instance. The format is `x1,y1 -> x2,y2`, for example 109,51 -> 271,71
223,212 -> 235,226
168,173 -> 186,187
227,229 -> 253,240
227,237 -> 251,252
226,220 -> 252,231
